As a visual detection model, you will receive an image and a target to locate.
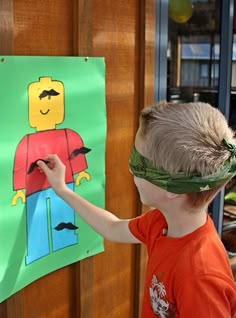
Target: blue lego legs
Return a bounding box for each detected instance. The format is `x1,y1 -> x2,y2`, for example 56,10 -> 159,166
25,184 -> 78,265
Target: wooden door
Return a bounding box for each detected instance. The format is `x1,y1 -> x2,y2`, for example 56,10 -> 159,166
0,0 -> 155,317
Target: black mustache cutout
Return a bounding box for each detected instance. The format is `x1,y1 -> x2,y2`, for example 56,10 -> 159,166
27,147 -> 91,174
54,222 -> 78,231
27,159 -> 49,174
39,89 -> 60,100
70,147 -> 91,159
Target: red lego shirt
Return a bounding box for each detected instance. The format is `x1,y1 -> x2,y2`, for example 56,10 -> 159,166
13,129 -> 88,195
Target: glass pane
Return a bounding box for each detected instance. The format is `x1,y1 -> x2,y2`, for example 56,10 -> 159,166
223,3 -> 236,259
167,0 -> 220,106
230,34 -> 236,129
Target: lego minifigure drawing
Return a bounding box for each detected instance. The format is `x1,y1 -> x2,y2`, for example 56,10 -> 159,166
11,77 -> 91,264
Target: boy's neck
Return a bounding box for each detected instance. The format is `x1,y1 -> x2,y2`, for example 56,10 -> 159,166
161,207 -> 207,238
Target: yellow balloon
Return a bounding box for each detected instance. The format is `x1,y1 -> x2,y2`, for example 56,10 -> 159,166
169,0 -> 193,23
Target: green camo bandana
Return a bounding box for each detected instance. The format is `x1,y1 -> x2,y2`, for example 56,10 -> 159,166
129,142 -> 236,194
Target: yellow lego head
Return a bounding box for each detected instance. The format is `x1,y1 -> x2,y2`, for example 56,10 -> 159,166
28,77 -> 64,131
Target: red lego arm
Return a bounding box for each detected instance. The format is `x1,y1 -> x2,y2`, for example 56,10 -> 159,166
13,135 -> 28,190
65,129 -> 88,174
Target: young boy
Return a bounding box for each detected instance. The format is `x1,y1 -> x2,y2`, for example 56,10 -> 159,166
38,102 -> 236,317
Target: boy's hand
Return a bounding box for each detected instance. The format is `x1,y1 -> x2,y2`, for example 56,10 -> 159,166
37,154 -> 67,194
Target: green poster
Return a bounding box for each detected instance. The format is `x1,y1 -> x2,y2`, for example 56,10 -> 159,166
0,56 -> 106,302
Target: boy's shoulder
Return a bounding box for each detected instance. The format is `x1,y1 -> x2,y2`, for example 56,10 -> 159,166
129,208 -> 167,244
174,216 -> 232,278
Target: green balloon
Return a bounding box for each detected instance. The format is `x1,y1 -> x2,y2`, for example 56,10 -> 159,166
169,0 -> 193,23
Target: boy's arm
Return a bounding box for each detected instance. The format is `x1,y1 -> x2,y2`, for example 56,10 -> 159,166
37,155 -> 141,244
57,186 -> 140,243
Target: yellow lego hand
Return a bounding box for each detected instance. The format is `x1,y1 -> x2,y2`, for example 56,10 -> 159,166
11,190 -> 26,206
75,171 -> 91,186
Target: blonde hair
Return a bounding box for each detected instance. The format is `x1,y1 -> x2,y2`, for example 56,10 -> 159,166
139,101 -> 235,207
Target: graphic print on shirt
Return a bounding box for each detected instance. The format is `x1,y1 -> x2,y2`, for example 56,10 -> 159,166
149,274 -> 175,318
11,77 -> 91,265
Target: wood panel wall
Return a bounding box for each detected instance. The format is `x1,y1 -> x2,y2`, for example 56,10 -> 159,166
0,1 -> 155,317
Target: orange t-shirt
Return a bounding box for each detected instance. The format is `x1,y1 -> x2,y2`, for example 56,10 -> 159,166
129,209 -> 236,317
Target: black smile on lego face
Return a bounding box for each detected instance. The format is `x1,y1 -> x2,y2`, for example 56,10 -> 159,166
40,109 -> 50,115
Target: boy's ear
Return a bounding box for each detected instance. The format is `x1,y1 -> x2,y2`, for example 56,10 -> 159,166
165,191 -> 180,199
